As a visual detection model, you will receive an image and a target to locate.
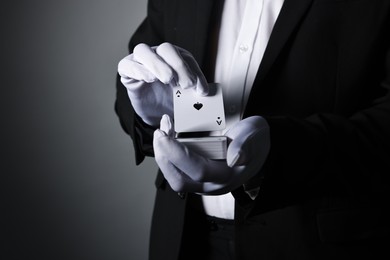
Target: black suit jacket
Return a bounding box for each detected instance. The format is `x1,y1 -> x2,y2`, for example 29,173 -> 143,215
115,0 -> 390,259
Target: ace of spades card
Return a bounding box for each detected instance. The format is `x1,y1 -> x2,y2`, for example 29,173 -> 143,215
173,83 -> 226,133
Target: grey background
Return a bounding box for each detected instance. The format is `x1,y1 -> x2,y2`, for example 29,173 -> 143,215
1,1 -> 158,259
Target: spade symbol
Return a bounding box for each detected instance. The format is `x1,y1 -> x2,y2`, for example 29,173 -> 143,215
193,102 -> 203,110
176,90 -> 181,97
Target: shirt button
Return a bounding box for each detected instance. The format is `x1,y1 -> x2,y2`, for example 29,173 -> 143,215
239,44 -> 249,53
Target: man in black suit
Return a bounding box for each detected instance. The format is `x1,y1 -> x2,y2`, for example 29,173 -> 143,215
116,0 -> 390,259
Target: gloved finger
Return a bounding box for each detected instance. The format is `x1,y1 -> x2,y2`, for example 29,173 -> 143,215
154,129 -> 247,195
156,43 -> 196,89
225,117 -> 257,167
179,49 -> 209,96
158,162 -> 234,195
154,127 -> 230,183
153,129 -> 206,181
160,161 -> 209,193
159,114 -> 175,138
133,43 -> 174,84
154,144 -> 232,194
118,55 -> 157,83
153,129 -> 205,193
225,116 -> 269,167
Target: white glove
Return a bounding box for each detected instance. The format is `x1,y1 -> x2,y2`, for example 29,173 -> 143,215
153,115 -> 271,195
117,43 -> 208,127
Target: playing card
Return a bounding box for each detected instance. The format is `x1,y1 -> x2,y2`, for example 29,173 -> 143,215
173,83 -> 226,133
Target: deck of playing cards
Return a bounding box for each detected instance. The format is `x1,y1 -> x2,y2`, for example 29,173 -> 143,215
173,83 -> 227,160
176,136 -> 227,160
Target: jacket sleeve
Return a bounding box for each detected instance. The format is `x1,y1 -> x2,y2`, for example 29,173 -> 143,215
114,0 -> 165,165
240,42 -> 390,216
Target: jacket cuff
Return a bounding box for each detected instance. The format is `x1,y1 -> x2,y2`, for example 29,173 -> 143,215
133,114 -> 156,165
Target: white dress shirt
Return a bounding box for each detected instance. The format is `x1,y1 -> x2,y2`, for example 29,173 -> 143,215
202,0 -> 285,219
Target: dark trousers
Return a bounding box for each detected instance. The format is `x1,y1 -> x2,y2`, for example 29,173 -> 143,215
179,195 -> 235,260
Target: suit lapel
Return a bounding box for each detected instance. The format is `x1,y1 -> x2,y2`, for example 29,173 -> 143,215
255,0 -> 314,84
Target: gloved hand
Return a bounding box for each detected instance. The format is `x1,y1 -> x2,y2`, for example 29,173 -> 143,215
153,114 -> 271,195
117,42 -> 208,127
